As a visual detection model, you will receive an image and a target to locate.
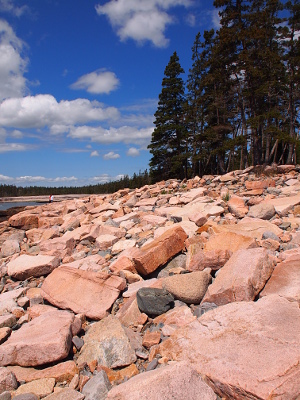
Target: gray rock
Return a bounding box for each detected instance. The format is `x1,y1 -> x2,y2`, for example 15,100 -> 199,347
13,394 -> 39,400
72,336 -> 84,351
279,221 -> 291,230
0,392 -> 11,400
136,288 -> 174,317
193,302 -> 218,318
248,203 -> 276,220
81,370 -> 111,400
262,231 -> 280,241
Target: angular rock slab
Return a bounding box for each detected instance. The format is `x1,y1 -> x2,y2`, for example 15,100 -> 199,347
76,315 -> 136,369
7,254 -> 60,280
159,295 -> 300,399
132,225 -> 187,275
106,361 -> 217,400
259,255 -> 300,304
41,266 -> 125,320
0,310 -> 75,367
202,248 -> 275,306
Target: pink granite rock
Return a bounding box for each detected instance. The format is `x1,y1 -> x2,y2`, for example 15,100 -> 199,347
0,239 -> 20,257
8,211 -> 39,230
204,231 -> 257,253
245,178 -> 275,190
41,266 -> 125,320
159,295 -> 300,399
39,236 -> 75,257
187,249 -> 232,272
76,315 -> 136,368
259,255 -> 300,303
7,254 -> 60,280
95,234 -> 119,250
0,367 -> 18,393
163,270 -> 211,304
106,361 -> 217,400
0,310 -> 75,367
227,196 -> 248,218
201,248 -> 275,306
132,226 -> 187,275
8,361 -> 78,384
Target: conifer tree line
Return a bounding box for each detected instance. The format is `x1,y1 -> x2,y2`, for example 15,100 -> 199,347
148,0 -> 300,182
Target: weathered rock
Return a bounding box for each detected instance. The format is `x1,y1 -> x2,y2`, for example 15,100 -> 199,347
13,394 -> 39,400
0,310 -> 75,367
204,231 -> 257,253
8,211 -> 39,230
247,202 -> 276,220
202,248 -> 275,306
159,295 -> 300,400
43,388 -> 84,400
105,361 -> 217,400
116,296 -> 147,328
95,234 -> 118,250
41,266 -> 125,320
0,328 -> 11,345
259,255 -> 300,303
8,361 -> 78,384
163,270 -> 211,304
131,226 -> 187,275
0,315 -> 16,329
227,196 -> 248,218
264,193 -> 300,216
0,240 -> 20,257
245,178 -> 275,190
12,378 -> 55,398
0,367 -> 17,393
136,288 -> 174,317
7,254 -> 60,280
187,249 -> 232,272
81,370 -> 111,400
123,278 -> 157,298
76,315 -> 136,368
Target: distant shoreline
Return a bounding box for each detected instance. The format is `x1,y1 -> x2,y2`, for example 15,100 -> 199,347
0,194 -> 90,203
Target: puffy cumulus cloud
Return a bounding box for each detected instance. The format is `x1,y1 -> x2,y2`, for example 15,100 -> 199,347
96,0 -> 192,47
71,70 -> 120,94
0,19 -> 28,100
127,147 -> 140,157
0,0 -> 30,17
68,125 -> 153,147
0,94 -> 120,129
90,173 -> 120,184
103,151 -> 120,160
13,175 -> 78,185
0,173 -> 11,181
90,150 -> 99,157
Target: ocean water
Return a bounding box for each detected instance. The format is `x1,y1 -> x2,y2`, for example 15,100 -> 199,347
0,202 -> 44,211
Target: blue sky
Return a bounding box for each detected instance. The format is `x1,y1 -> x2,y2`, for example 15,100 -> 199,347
0,0 -> 219,187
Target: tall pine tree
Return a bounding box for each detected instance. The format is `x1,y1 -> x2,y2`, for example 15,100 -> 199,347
148,52 -> 187,182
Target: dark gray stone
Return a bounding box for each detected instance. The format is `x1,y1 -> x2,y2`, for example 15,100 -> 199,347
82,370 -> 111,400
146,358 -> 158,371
193,302 -> 218,318
136,288 -> 174,317
72,336 -> 84,351
262,231 -> 280,241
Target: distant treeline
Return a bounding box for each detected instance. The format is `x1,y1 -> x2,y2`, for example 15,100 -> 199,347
0,170 -> 151,198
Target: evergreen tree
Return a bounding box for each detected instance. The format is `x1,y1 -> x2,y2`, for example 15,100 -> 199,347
148,52 -> 187,182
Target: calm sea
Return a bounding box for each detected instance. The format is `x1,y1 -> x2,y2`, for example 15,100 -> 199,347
0,202 -> 44,211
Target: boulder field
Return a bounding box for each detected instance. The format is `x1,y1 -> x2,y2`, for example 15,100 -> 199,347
0,164 -> 299,399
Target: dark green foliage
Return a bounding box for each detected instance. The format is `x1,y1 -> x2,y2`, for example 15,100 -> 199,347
149,0 -> 300,178
0,170 -> 151,197
148,52 -> 188,182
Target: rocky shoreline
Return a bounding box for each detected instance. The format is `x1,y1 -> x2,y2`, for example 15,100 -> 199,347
0,164 -> 299,399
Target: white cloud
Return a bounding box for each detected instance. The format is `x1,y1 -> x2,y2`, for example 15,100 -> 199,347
68,125 -> 153,146
0,0 -> 30,17
103,151 -> 120,160
90,150 -> 99,157
0,94 -> 120,129
0,142 -> 31,152
95,0 -> 192,47
71,70 -> 120,94
0,19 -> 28,100
211,9 -> 221,29
127,147 -> 140,157
0,173 -> 11,181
